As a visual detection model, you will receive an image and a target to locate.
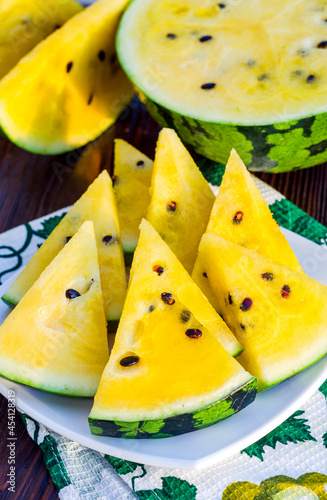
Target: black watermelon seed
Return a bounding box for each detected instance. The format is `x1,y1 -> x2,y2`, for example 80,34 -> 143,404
136,160 -> 144,167
317,41 -> 327,48
98,50 -> 106,61
233,211 -> 244,224
258,73 -> 269,81
167,201 -> 177,212
240,298 -> 253,311
202,272 -> 208,278
153,265 -> 164,276
199,35 -> 213,43
201,83 -> 216,90
54,24 -> 61,30
111,175 -> 117,186
148,305 -> 155,313
166,33 -> 177,39
65,236 -> 72,244
306,74 -> 316,84
218,3 -> 226,8
261,272 -> 274,281
281,285 -> 291,298
120,355 -> 139,367
66,61 -> 73,73
65,289 -> 80,299
228,293 -> 233,305
161,292 -> 175,305
102,235 -> 117,245
180,310 -> 191,323
88,93 -> 94,105
240,323 -> 246,330
185,329 -> 202,339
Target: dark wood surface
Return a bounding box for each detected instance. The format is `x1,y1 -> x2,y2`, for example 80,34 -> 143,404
0,100 -> 326,499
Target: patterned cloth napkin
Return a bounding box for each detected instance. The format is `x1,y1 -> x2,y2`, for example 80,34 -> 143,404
0,163 -> 326,500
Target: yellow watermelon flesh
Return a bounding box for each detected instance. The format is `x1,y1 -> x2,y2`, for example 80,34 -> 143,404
146,128 -> 215,273
128,219 -> 242,356
197,232 -> 327,391
0,0 -> 82,80
192,149 -> 302,311
0,221 -> 109,396
89,220 -> 255,436
2,170 -> 127,323
113,139 -> 153,259
0,0 -> 134,154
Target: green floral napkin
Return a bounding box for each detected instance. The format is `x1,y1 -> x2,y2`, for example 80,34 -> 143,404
1,163 -> 327,499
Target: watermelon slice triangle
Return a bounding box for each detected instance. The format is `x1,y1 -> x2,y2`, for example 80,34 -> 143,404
146,128 -> 215,272
113,138 -> 153,262
192,149 -> 302,310
197,232 -> 327,391
88,220 -> 256,438
2,170 -> 127,324
0,221 -> 109,396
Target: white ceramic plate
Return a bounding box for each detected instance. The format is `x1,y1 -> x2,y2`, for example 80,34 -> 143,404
0,227 -> 326,470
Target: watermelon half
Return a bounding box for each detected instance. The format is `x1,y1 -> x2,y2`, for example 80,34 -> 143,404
117,0 -> 327,172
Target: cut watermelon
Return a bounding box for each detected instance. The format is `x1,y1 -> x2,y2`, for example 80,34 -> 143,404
0,0 -> 82,80
197,232 -> 327,391
192,149 -> 302,311
146,128 -> 215,272
117,0 -> 327,172
2,170 -> 127,324
88,220 -> 255,437
0,221 -> 109,397
0,0 -> 134,154
113,138 -> 153,264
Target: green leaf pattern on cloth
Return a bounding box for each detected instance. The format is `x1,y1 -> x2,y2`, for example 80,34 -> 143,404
1,169 -> 326,499
241,411 -> 317,461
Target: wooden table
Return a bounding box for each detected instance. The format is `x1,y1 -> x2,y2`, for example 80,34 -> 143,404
0,100 -> 326,499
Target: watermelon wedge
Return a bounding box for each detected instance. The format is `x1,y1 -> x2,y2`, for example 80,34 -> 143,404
89,220 -> 255,438
0,221 -> 109,396
197,232 -> 327,391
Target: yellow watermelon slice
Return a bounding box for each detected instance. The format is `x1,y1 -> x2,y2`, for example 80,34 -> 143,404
113,138 -> 153,264
88,220 -> 255,437
0,0 -> 133,154
146,128 -> 215,272
192,149 -> 302,311
2,170 -> 127,324
197,232 -> 327,391
0,221 -> 109,396
0,0 -> 82,80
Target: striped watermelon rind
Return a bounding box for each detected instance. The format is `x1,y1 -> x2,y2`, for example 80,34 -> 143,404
139,92 -> 327,174
88,377 -> 256,438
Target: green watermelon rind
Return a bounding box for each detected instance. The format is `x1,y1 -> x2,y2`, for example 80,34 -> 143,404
88,377 -> 257,438
258,351 -> 327,392
137,93 -> 327,174
116,9 -> 327,174
0,365 -> 99,398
